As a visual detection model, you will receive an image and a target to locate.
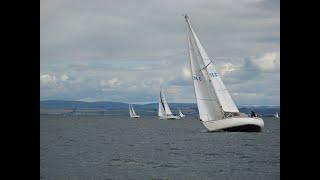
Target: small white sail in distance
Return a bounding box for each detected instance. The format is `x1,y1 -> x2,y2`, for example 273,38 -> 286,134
158,89 -> 180,120
129,104 -> 140,118
179,110 -> 185,118
131,104 -> 137,115
158,89 -> 173,116
158,97 -> 166,117
129,104 -> 134,117
184,15 -> 264,131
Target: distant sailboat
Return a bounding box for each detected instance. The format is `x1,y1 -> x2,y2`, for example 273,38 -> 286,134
184,15 -> 264,132
274,112 -> 279,118
158,89 -> 180,120
129,104 -> 140,118
179,109 -> 185,118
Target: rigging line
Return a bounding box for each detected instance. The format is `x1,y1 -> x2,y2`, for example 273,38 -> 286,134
199,60 -> 214,72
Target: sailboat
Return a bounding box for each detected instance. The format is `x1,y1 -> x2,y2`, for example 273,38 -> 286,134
274,112 -> 279,118
158,89 -> 180,120
179,109 -> 185,118
129,104 -> 140,118
184,15 -> 264,132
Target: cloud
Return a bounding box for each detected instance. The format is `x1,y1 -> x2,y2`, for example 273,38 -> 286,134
60,74 -> 69,81
100,78 -> 121,90
40,74 -> 57,84
218,62 -> 240,77
182,66 -> 191,80
251,52 -> 280,72
40,0 -> 279,105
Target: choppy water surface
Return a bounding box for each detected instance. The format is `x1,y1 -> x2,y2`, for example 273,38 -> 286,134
40,115 -> 280,180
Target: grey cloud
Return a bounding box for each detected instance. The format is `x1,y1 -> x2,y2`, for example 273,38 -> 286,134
41,0 -> 279,105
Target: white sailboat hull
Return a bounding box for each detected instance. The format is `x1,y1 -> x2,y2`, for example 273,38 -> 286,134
131,115 -> 140,118
159,115 -> 181,120
202,117 -> 264,132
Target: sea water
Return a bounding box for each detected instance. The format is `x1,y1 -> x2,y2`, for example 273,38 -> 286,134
40,115 -> 280,180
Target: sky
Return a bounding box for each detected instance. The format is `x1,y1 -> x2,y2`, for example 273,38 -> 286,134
40,0 -> 280,105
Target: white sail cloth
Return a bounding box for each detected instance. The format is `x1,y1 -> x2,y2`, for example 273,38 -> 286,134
185,16 -> 239,114
179,110 -> 185,117
131,104 -> 137,116
129,104 -> 134,117
185,16 -> 239,122
129,104 -> 138,117
158,90 -> 173,117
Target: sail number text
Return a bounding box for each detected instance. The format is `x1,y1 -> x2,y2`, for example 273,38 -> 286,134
208,72 -> 219,77
192,76 -> 202,81
192,72 -> 218,81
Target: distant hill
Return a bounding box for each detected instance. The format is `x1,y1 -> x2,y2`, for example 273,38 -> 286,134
40,100 -> 280,116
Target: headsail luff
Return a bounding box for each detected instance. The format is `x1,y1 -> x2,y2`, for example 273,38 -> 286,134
185,15 -> 239,113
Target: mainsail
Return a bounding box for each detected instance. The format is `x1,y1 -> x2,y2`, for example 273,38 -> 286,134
158,89 -> 173,116
185,15 -> 239,122
129,104 -> 134,117
158,99 -> 166,117
129,104 -> 140,118
131,104 -> 137,116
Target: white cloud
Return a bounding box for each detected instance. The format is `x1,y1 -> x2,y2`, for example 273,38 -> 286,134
167,86 -> 180,94
108,78 -> 121,87
60,74 -> 69,81
77,97 -> 99,102
100,78 -> 121,91
251,52 -> 280,72
182,66 -> 191,80
40,74 -> 57,84
218,62 -> 240,77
